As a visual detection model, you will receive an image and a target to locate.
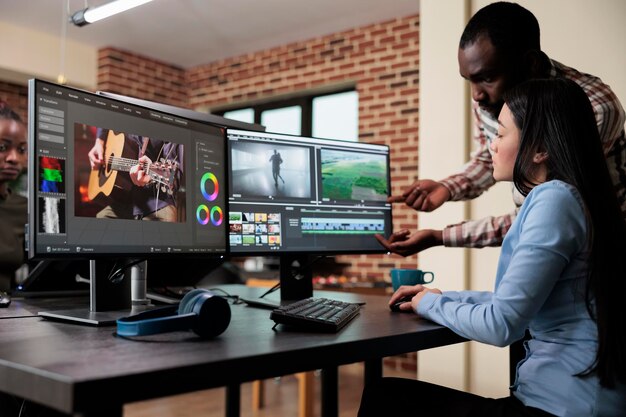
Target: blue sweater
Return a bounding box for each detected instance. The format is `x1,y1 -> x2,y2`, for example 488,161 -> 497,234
417,180 -> 626,416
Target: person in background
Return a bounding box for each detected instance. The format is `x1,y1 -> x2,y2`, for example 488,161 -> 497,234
0,101 -> 27,292
382,1 -> 626,256
365,79 -> 626,416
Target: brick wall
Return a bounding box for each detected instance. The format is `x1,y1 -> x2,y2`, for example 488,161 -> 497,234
97,47 -> 187,108
97,14 -> 423,283
0,81 -> 29,123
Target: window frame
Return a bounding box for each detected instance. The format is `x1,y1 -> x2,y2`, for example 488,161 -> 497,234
215,88 -> 356,138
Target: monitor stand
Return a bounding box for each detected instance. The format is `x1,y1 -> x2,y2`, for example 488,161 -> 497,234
279,254 -> 313,301
39,259 -> 152,326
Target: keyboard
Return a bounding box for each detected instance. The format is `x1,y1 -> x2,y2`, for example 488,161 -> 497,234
270,297 -> 361,332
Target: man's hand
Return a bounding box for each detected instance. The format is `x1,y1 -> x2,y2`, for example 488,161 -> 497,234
129,155 -> 152,187
388,179 -> 451,212
375,229 -> 443,257
87,139 -> 105,170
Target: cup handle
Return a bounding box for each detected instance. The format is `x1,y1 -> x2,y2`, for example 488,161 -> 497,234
423,272 -> 434,284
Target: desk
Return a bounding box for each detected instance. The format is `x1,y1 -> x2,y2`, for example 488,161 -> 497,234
0,285 -> 466,417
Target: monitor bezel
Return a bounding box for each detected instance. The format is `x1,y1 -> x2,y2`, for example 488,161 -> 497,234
27,78 -> 230,260
96,90 -> 266,133
225,128 -> 393,256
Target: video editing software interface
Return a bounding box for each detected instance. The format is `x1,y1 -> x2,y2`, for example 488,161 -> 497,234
28,80 -> 227,258
227,129 -> 392,254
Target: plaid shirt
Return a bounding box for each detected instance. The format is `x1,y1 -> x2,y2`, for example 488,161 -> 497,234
440,60 -> 626,248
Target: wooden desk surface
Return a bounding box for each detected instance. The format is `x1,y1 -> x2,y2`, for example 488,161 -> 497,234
0,285 -> 465,415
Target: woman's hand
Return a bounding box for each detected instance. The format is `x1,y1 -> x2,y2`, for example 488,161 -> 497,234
389,285 -> 442,313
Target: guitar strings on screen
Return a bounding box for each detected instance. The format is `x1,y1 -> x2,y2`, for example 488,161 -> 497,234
73,124 -> 184,222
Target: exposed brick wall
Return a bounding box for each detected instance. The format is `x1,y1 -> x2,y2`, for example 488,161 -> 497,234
0,81 -> 29,123
96,14 -> 423,282
187,14 -> 422,281
97,47 -> 188,108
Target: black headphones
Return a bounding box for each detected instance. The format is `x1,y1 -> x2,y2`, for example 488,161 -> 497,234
117,289 -> 231,338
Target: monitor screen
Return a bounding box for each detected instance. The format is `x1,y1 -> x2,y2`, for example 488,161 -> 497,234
227,129 -> 392,255
28,79 -> 228,259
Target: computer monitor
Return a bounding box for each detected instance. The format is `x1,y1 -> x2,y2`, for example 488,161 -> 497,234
28,79 -> 228,324
226,128 -> 392,300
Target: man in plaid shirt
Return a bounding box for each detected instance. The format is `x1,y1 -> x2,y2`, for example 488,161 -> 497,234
378,2 -> 626,256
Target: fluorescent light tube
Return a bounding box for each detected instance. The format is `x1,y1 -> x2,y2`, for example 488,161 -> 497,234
72,0 -> 155,26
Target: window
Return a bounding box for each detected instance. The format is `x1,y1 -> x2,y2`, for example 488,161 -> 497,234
261,106 -> 302,135
312,91 -> 358,141
223,108 -> 254,124
217,89 -> 358,141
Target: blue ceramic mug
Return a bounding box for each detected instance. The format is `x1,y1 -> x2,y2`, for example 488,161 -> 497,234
390,269 -> 435,291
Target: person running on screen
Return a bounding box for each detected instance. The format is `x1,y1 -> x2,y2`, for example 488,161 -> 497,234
269,149 -> 284,187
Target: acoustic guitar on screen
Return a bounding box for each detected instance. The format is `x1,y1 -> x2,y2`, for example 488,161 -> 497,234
87,131 -> 179,205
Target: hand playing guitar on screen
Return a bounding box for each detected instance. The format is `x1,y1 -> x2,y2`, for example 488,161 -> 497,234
87,138 -> 105,170
85,128 -> 184,222
129,155 -> 153,187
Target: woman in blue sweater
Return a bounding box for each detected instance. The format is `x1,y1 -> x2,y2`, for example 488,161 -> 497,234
364,79 -> 626,416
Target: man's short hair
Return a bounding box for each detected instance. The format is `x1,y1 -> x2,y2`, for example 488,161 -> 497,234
459,2 -> 541,55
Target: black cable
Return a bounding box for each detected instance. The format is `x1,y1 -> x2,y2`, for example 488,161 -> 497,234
107,259 -> 146,284
258,281 -> 281,299
206,287 -> 243,305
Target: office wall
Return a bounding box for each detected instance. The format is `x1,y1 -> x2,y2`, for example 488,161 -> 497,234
417,0 -> 470,392
97,48 -> 188,108
419,0 -> 626,397
0,21 -> 96,89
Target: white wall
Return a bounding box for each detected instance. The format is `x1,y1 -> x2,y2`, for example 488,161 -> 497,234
417,0 -> 471,391
0,21 -> 97,89
419,0 -> 626,397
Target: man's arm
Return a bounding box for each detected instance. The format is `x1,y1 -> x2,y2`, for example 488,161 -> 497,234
439,105 -> 497,201
442,208 -> 519,248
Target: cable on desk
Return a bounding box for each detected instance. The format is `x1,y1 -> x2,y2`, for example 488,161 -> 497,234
206,287 -> 244,305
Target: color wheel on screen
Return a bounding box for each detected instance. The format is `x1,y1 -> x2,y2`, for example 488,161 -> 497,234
196,205 -> 223,226
200,172 -> 219,201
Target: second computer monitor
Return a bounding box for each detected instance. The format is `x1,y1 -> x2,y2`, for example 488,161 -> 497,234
227,129 -> 392,254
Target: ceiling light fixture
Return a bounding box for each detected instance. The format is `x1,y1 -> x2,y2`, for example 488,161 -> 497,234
71,0 -> 155,27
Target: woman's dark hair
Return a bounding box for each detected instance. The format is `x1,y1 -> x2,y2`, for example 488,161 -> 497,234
0,101 -> 22,123
504,78 -> 626,388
